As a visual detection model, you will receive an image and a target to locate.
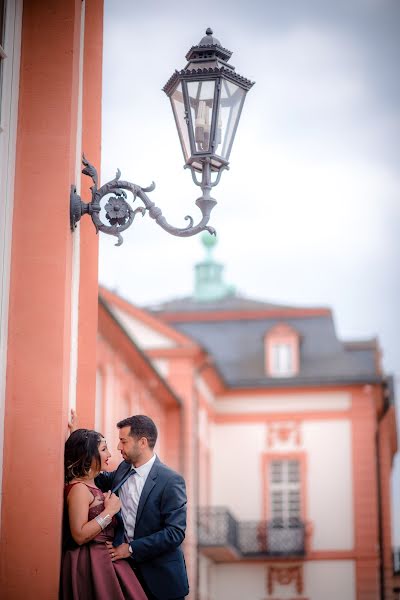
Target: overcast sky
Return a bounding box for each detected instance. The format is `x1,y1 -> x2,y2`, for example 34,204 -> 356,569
99,0 -> 399,540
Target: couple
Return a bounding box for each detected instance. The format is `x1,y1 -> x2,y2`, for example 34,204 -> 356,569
61,413 -> 189,600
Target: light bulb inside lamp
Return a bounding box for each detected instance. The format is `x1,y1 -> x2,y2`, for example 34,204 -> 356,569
195,100 -> 210,150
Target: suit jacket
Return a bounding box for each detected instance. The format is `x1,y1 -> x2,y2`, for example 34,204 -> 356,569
95,456 -> 189,599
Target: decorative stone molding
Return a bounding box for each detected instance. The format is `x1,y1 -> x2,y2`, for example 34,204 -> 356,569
267,563 -> 304,595
267,421 -> 302,448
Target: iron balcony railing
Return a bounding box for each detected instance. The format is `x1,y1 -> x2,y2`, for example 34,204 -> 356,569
394,547 -> 400,575
198,507 -> 306,557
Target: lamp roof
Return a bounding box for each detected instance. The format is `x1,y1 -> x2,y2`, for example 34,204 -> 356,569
198,27 -> 221,47
184,27 -> 232,65
163,28 -> 255,96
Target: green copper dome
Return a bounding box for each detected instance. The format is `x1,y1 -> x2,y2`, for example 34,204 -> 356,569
194,233 -> 235,301
201,230 -> 217,249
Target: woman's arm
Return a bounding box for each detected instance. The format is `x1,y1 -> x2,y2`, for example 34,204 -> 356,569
67,408 -> 78,434
67,484 -> 120,546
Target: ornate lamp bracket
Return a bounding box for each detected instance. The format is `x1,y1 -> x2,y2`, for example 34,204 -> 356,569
70,155 -> 218,246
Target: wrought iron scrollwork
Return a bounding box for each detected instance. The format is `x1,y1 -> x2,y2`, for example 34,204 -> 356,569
197,507 -> 306,557
70,155 -> 218,246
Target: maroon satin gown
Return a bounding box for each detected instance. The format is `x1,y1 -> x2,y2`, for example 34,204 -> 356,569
60,483 -> 147,600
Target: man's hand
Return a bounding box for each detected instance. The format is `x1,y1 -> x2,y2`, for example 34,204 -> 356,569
67,409 -> 78,433
106,541 -> 131,561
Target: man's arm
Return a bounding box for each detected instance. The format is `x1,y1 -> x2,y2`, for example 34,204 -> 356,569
130,473 -> 187,562
110,473 -> 187,563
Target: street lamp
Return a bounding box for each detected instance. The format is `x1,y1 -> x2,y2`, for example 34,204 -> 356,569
70,28 -> 254,246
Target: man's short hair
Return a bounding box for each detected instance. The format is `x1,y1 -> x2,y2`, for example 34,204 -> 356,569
117,415 -> 158,449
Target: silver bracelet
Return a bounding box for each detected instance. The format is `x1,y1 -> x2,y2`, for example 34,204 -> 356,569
95,513 -> 112,530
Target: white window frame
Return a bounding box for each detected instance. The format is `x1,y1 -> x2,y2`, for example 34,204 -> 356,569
271,342 -> 294,377
269,459 -> 301,524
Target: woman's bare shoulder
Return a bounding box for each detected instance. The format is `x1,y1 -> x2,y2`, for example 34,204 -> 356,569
66,482 -> 95,504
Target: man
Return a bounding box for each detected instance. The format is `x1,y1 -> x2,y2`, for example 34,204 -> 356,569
95,415 -> 189,600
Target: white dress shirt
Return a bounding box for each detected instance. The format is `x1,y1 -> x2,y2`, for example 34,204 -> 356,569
119,453 -> 157,541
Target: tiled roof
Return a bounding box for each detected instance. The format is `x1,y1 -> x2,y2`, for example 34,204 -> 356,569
149,298 -> 381,387
148,295 -> 297,313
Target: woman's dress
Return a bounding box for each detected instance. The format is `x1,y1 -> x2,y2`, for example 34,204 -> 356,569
61,483 -> 147,600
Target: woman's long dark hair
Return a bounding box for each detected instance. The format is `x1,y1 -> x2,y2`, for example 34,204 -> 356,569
64,428 -> 104,483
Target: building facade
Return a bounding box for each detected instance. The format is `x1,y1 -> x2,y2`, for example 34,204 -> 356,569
98,237 -> 398,600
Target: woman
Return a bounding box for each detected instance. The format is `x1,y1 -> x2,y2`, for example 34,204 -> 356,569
61,428 -> 147,600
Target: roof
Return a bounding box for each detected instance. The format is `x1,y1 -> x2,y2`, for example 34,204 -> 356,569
98,297 -> 183,408
148,295 -> 299,313
149,297 -> 382,388
99,286 -> 197,348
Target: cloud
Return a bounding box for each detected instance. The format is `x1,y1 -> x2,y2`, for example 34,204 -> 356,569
100,0 -> 400,370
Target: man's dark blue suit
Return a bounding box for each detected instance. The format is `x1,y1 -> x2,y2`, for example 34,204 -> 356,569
96,456 -> 189,600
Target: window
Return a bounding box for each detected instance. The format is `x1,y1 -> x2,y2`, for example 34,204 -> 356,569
269,459 -> 301,526
265,323 -> 300,377
271,343 -> 293,376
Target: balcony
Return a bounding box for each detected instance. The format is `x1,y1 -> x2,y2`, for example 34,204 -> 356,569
198,507 -> 306,562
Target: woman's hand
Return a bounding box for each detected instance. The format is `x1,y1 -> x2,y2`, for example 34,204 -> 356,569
103,491 -> 121,516
67,409 -> 78,433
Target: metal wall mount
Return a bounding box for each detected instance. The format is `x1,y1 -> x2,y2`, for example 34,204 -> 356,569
70,155 -> 219,246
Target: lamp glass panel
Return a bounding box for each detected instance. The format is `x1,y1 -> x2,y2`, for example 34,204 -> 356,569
0,0 -> 5,44
170,82 -> 190,160
187,80 -> 216,153
215,79 -> 245,160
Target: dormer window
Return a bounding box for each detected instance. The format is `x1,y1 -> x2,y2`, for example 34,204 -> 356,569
271,343 -> 293,376
265,324 -> 300,377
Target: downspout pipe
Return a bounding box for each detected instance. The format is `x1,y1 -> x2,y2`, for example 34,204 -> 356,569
375,377 -> 393,600
193,357 -> 214,600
